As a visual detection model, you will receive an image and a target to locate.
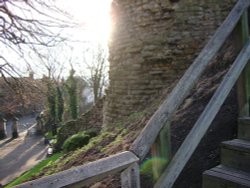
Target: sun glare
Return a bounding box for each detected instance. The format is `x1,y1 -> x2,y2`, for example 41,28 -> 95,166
61,0 -> 112,44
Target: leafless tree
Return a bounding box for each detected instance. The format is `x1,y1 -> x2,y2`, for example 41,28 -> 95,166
0,0 -> 70,79
83,44 -> 109,103
0,0 -> 75,116
0,75 -> 47,117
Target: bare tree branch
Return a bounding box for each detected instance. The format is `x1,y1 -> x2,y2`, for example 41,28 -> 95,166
81,43 -> 109,103
0,0 -> 75,78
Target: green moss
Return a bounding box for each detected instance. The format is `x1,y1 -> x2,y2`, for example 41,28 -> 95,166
101,129 -> 128,152
127,111 -> 144,122
61,128 -> 98,153
42,130 -> 116,175
30,111 -> 146,178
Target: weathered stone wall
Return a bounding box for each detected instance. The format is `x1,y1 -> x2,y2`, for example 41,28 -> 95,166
104,0 -> 236,125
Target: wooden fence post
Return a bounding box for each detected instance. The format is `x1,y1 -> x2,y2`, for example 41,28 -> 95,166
237,10 -> 250,116
121,163 -> 141,188
151,123 -> 171,181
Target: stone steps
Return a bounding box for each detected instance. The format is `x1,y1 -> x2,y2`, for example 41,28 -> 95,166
221,139 -> 250,172
203,165 -> 250,188
203,117 -> 250,188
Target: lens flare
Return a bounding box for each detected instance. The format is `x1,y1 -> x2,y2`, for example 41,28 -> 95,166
140,157 -> 169,181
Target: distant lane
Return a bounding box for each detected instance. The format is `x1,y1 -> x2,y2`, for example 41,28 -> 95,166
0,114 -> 47,186
6,115 -> 37,137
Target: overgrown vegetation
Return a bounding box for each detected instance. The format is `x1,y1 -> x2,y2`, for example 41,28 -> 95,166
28,111 -> 147,179
45,131 -> 57,140
42,69 -> 85,137
45,80 -> 57,136
45,131 -> 58,145
64,69 -> 78,120
5,109 -> 146,187
56,85 -> 64,122
62,130 -> 97,152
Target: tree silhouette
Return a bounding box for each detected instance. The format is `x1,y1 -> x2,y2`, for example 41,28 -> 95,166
64,69 -> 78,119
0,0 -> 69,78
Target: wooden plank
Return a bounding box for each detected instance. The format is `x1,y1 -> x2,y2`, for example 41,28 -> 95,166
238,117 -> 250,124
14,151 -> 139,188
130,0 -> 250,160
221,139 -> 250,152
238,9 -> 250,116
154,39 -> 250,188
221,147 -> 250,172
241,10 -> 249,42
159,124 -> 171,159
214,165 -> 250,180
237,73 -> 247,116
242,10 -> 250,116
236,17 -> 247,116
221,139 -> 250,172
203,165 -> 250,188
238,118 -> 250,140
121,163 -> 141,188
151,123 -> 171,181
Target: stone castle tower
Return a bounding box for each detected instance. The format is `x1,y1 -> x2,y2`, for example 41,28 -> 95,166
104,0 -> 236,125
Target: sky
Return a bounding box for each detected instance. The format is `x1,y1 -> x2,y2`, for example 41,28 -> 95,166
1,0 -> 113,79
58,0 -> 112,43
53,0 -> 113,78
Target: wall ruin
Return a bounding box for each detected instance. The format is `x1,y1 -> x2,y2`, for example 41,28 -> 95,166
104,0 -> 236,125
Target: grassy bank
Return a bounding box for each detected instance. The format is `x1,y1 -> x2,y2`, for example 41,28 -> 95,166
5,152 -> 63,188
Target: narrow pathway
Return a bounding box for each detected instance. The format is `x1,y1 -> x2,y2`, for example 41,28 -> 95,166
0,130 -> 47,185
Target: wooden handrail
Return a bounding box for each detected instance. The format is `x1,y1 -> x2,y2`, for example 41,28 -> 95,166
130,0 -> 250,160
14,151 -> 139,188
155,39 -> 250,188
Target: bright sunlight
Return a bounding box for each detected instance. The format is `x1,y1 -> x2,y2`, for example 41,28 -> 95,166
60,0 -> 113,43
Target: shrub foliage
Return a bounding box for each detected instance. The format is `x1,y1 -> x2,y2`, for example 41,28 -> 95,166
62,130 -> 97,152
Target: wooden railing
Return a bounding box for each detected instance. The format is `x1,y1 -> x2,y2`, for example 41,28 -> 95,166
154,35 -> 250,188
130,0 -> 250,160
14,151 -> 139,188
13,0 -> 250,188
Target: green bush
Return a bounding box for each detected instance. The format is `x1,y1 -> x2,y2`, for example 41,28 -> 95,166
45,131 -> 57,140
62,132 -> 91,152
